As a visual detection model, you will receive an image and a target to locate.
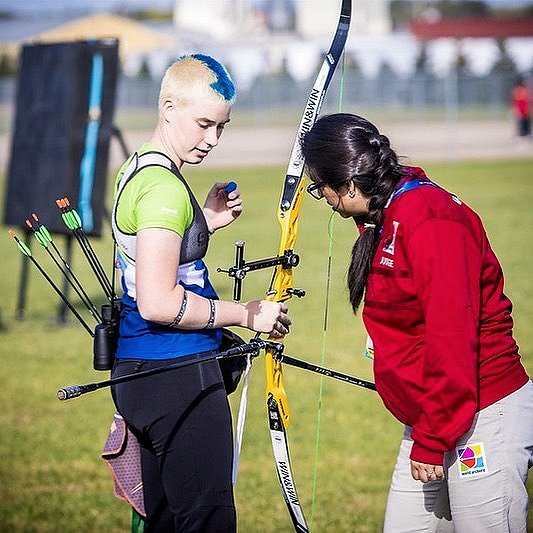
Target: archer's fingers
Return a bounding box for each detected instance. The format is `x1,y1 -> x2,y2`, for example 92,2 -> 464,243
226,196 -> 243,211
434,466 -> 445,479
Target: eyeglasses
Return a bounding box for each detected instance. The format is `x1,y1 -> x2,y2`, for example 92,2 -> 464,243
306,182 -> 325,200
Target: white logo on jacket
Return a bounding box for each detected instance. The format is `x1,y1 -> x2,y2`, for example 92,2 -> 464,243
382,221 -> 400,255
380,256 -> 394,268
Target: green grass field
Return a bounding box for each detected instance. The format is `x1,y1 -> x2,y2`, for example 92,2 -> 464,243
1,158 -> 532,532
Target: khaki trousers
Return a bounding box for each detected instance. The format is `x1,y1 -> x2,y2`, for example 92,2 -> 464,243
384,380 -> 533,533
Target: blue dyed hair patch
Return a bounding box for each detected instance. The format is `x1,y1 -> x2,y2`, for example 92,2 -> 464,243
192,53 -> 236,102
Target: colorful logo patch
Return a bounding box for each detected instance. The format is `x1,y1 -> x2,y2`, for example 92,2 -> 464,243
457,442 -> 488,478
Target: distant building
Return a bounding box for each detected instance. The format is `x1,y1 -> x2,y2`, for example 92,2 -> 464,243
172,0 -> 393,86
34,12 -> 176,76
174,0 -> 252,40
409,16 -> 533,76
296,0 -> 390,39
2,3 -> 532,85
0,12 -> 176,77
410,16 -> 533,40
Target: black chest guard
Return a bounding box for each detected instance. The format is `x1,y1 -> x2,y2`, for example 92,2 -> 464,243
112,151 -> 209,264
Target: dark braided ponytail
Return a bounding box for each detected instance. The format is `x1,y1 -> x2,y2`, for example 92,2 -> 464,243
301,114 -> 404,313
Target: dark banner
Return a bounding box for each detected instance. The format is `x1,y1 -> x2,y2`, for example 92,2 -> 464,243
4,39 -> 119,236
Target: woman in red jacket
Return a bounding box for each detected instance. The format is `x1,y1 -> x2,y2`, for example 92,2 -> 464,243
511,76 -> 531,138
300,113 -> 533,532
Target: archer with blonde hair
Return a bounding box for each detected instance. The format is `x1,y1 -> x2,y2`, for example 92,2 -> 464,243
158,54 -> 236,109
110,54 -> 291,531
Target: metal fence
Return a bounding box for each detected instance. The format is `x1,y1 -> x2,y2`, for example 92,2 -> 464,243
0,67 -> 520,126
94,70 -> 516,121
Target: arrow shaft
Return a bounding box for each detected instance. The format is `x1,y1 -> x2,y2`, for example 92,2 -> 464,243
26,252 -> 94,336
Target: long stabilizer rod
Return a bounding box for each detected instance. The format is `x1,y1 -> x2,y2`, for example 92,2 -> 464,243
277,353 -> 376,391
57,339 -> 376,401
57,339 -> 266,400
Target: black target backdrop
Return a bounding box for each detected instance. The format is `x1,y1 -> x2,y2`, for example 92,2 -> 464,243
4,39 -> 119,237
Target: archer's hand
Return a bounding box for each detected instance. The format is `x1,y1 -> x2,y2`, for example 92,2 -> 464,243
203,182 -> 242,233
410,460 -> 445,483
243,300 -> 292,338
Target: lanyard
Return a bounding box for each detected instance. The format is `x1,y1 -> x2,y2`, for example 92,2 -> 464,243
385,179 -> 437,209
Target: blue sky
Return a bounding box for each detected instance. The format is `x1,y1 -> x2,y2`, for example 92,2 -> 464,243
0,0 -> 174,15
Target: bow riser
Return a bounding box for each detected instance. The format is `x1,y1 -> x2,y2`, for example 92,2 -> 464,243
265,177 -> 306,427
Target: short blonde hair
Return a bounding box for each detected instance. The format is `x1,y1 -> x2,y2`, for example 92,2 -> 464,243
158,54 -> 236,110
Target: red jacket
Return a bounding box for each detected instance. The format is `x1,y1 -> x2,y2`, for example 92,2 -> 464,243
362,167 -> 529,465
512,85 -> 530,118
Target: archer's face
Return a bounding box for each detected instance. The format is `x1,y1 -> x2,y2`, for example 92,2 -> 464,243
322,183 -> 370,219
162,95 -> 231,167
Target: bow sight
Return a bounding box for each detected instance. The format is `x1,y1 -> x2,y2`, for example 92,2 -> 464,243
217,241 -> 306,302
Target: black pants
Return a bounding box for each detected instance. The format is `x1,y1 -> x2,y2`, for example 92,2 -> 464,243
518,116 -> 531,137
111,353 -> 236,532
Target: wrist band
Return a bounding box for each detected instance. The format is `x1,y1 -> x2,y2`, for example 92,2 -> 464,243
205,298 -> 216,329
168,291 -> 188,328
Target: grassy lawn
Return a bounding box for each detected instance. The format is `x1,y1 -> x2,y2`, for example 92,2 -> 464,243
0,158 -> 532,531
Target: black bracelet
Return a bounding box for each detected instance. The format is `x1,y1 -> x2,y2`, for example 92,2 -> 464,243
205,298 -> 216,329
168,291 -> 188,328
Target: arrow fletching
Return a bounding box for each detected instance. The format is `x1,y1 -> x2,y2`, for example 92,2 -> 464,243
31,214 -> 54,245
9,229 -> 32,257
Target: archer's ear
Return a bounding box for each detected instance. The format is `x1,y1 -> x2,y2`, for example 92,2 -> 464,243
343,180 -> 356,196
351,183 -> 365,197
161,98 -> 175,123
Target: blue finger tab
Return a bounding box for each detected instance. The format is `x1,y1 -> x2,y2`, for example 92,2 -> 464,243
225,181 -> 237,195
